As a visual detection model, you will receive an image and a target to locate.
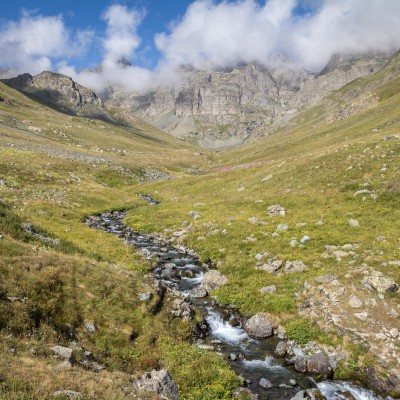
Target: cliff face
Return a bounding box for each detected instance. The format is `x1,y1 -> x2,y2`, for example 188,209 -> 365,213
105,52 -> 390,148
2,71 -> 103,109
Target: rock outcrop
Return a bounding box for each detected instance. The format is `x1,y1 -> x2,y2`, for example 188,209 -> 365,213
104,52 -> 390,148
136,369 -> 179,400
2,71 -> 103,109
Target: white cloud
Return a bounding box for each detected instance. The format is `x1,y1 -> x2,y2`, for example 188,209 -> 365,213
3,1 -> 400,93
0,10 -> 93,76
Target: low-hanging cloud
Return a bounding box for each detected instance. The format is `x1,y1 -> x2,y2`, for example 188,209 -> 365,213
3,1 -> 400,93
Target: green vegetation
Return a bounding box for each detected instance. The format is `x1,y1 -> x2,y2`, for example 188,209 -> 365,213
1,51 -> 400,398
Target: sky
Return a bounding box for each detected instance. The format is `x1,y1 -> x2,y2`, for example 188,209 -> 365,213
1,0 -> 400,93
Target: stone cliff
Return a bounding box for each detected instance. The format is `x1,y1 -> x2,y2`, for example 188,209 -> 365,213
2,71 -> 103,109
104,52 -> 390,148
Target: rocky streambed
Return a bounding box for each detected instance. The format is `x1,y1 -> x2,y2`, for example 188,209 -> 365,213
85,200 -> 388,400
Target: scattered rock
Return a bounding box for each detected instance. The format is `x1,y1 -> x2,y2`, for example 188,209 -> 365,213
362,270 -> 398,293
139,292 -> 152,302
233,388 -> 259,400
348,295 -> 363,309
267,205 -> 286,216
189,285 -> 208,298
260,285 -> 276,293
136,369 -> 179,400
277,224 -> 288,230
300,236 -> 311,243
306,353 -> 332,380
259,378 -> 273,389
244,313 -> 273,339
248,216 -> 258,224
274,341 -> 287,357
188,211 -> 201,219
84,321 -> 96,333
202,270 -> 228,293
171,299 -> 194,321
294,357 -> 307,373
348,219 -> 360,227
284,260 -> 308,274
354,312 -> 369,321
50,346 -> 73,360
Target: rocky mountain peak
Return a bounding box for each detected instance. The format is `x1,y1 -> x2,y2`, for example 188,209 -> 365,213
2,71 -> 103,109
104,51 -> 392,148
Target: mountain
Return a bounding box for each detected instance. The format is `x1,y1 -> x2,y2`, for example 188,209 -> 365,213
1,71 -> 107,119
104,52 -> 390,148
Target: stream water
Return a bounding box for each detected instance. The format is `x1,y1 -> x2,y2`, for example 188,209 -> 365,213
85,204 -> 386,400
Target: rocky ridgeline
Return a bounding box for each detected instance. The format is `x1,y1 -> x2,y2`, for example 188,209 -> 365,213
2,71 -> 103,109
105,52 -> 389,148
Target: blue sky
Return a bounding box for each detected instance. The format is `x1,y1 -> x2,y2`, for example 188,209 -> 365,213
1,0 -> 400,93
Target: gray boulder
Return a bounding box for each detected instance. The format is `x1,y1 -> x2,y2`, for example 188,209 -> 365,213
362,270 -> 398,293
259,377 -> 273,389
274,341 -> 287,358
136,369 -> 179,400
268,205 -> 286,216
306,353 -> 332,380
189,285 -> 208,298
284,260 -> 308,274
50,345 -> 72,360
202,270 -> 228,293
244,313 -> 273,339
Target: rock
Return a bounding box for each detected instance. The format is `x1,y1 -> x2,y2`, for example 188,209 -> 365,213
306,353 -> 332,380
50,346 -> 73,360
362,270 -> 398,293
335,390 -> 356,400
202,270 -> 228,293
300,236 -> 311,243
277,224 -> 288,230
289,379 -> 297,387
248,216 -> 258,224
257,259 -> 284,273
139,292 -> 152,302
274,341 -> 287,357
84,321 -> 96,333
259,378 -> 273,389
171,299 -> 194,321
390,328 -> 399,339
316,274 -> 337,283
52,390 -> 81,398
268,205 -> 286,216
229,353 -> 238,361
189,285 -> 208,298
348,295 -> 363,308
354,312 -> 369,321
276,325 -> 286,339
294,356 -> 307,373
244,313 -> 273,339
260,285 -> 276,293
136,369 -> 179,400
315,220 -> 324,225
348,219 -> 360,227
188,210 -> 201,219
305,388 -> 327,399
233,388 -> 259,400
354,189 -> 373,196
284,260 -> 308,273
197,344 -> 215,351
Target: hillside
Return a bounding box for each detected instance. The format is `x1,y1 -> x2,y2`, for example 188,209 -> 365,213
0,49 -> 399,400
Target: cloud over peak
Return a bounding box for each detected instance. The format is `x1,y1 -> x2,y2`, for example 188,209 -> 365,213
2,1 -> 400,93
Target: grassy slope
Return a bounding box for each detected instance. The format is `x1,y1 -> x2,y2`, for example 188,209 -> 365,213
0,83 -> 238,400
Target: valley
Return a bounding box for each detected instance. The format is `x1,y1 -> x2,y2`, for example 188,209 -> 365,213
0,49 -> 399,400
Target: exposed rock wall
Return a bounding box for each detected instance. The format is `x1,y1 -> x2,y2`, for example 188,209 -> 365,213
104,52 -> 390,148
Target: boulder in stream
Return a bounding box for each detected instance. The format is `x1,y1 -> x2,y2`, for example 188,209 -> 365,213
202,270 -> 228,293
244,313 -> 273,339
306,353 -> 332,380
